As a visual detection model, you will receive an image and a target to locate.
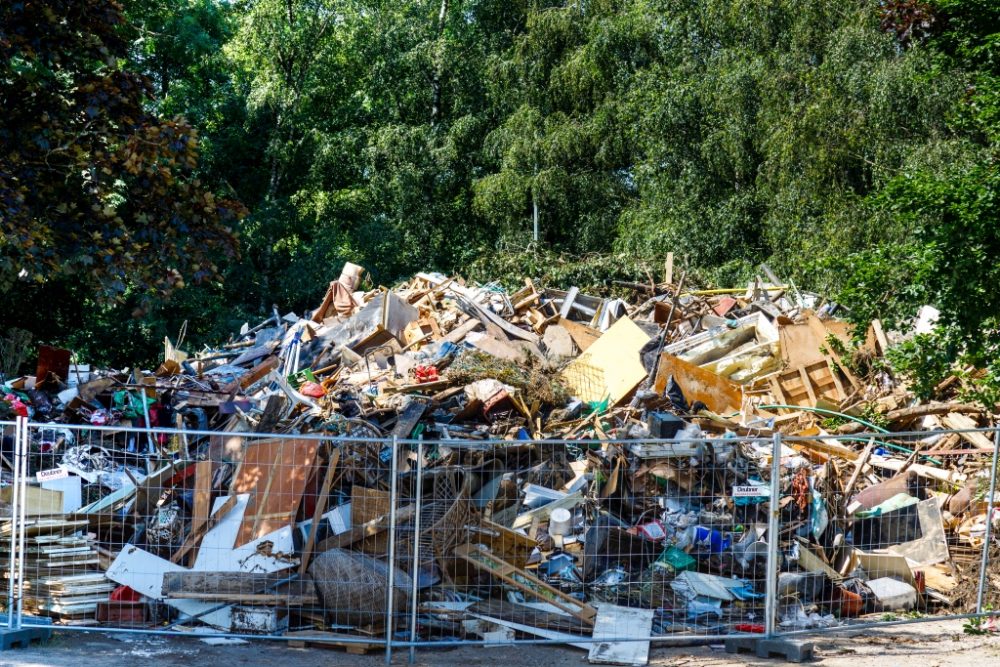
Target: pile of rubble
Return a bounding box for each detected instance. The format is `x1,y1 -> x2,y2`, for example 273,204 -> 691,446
0,261 -> 997,660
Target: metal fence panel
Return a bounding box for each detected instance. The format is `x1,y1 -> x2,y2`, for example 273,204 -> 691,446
15,422 -> 392,652
0,419 -> 23,629
392,433 -> 777,658
1,421 -> 997,660
771,427 -> 1000,638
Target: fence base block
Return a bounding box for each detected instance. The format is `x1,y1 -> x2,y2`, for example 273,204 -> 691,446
0,626 -> 53,650
724,637 -> 814,663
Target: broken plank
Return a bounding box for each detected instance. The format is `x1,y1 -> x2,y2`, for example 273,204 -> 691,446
455,544 -> 596,625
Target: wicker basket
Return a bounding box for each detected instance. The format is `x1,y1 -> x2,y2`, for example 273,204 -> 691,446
308,548 -> 411,626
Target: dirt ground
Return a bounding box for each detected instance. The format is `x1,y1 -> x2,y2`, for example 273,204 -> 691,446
0,619 -> 998,666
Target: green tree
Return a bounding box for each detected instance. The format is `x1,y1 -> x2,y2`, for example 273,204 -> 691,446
0,0 -> 244,304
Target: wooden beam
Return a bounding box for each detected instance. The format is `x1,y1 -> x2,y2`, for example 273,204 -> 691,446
187,460 -> 213,566
171,495 -> 238,564
298,448 -> 340,577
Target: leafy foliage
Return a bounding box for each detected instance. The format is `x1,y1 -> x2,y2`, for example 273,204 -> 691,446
3,0 -> 1000,376
0,0 -> 243,307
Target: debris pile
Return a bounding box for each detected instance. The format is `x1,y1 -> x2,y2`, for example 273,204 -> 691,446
0,262 -> 997,658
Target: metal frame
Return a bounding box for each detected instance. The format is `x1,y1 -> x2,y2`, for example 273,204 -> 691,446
0,420 -> 996,659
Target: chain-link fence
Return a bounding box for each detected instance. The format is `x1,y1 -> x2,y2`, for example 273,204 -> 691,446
1,418 -> 997,661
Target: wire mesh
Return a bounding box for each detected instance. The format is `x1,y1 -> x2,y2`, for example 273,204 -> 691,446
0,421 -> 996,658
0,420 -> 20,625
771,427 -> 1000,636
14,421 -> 392,651
399,434 -> 776,656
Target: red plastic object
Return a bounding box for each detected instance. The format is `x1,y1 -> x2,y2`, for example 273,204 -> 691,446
110,585 -> 142,602
733,624 -> 765,633
300,381 -> 326,397
835,587 -> 864,617
414,365 -> 439,383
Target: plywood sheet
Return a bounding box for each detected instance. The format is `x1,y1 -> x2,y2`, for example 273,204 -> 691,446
230,438 -> 318,547
561,317 -> 650,405
653,353 -> 743,413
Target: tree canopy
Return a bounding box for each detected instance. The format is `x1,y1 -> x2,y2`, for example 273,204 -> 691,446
0,0 -> 243,306
1,0 -> 998,380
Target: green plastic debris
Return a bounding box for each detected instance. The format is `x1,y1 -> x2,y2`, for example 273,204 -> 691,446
287,368 -> 318,389
655,546 -> 696,573
113,389 -> 155,419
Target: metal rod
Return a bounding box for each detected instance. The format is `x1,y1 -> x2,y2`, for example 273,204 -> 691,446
408,437 -> 424,664
5,421 -> 20,628
15,417 -> 28,629
137,383 -> 157,463
385,434 -> 400,665
765,431 -> 782,638
977,427 -> 1000,613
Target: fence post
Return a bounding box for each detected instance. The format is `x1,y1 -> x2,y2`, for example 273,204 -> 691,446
408,436 -> 424,665
385,434 -> 400,665
765,431 -> 782,638
5,420 -> 22,628
976,427 -> 1000,614
11,417 -> 29,630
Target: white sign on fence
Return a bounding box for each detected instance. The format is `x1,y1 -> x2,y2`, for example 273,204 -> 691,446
36,466 -> 69,483
732,484 -> 767,498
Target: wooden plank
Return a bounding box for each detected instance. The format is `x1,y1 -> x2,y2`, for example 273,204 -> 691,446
941,413 -> 994,451
162,571 -> 288,596
161,572 -> 315,605
170,495 -> 238,564
454,544 -> 596,625
285,630 -> 382,654
299,449 -> 340,577
223,355 -> 279,393
319,504 -> 416,551
558,318 -> 600,353
230,438 -> 319,547
826,358 -> 847,400
390,400 -> 426,439
188,460 -> 213,566
0,486 -> 63,515
797,366 -> 818,406
248,440 -> 284,540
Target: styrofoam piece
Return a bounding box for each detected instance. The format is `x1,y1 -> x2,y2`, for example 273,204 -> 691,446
868,577 -> 917,610
549,508 -> 572,536
40,475 -> 82,513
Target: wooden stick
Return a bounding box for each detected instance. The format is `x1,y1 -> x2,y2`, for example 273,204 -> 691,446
298,449 -> 340,577
171,495 -> 238,564
187,460 -> 213,566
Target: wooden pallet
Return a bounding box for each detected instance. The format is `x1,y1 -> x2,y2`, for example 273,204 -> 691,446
285,630 -> 382,654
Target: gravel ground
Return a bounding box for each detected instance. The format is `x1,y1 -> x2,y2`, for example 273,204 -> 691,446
0,619 -> 996,666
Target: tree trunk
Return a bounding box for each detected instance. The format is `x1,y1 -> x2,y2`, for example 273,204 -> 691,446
430,0 -> 449,127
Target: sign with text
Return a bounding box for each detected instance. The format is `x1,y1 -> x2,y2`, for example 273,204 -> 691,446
36,466 -> 69,483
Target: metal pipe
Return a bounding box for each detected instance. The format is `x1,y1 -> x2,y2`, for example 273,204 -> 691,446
5,421 -> 20,628
765,431 -> 782,638
385,435 -> 400,665
408,437 -> 424,664
977,427 -> 1000,613
15,418 -> 28,629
